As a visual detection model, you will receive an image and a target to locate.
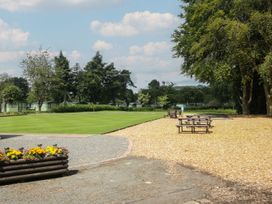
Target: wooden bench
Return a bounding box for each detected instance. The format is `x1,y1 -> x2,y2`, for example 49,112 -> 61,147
167,110 -> 178,118
176,117 -> 211,133
186,115 -> 212,127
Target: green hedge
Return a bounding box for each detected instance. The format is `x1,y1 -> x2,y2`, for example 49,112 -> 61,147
52,104 -> 117,113
185,105 -> 233,110
52,104 -> 163,113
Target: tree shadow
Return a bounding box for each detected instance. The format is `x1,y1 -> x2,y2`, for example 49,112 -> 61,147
0,135 -> 22,140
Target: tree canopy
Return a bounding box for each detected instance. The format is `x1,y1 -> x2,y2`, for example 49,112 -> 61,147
21,49 -> 54,111
173,0 -> 272,115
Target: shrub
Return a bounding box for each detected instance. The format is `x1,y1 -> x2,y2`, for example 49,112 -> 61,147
52,104 -> 118,113
52,104 -> 163,113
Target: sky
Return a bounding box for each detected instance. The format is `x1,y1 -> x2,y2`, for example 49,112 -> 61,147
0,0 -> 198,89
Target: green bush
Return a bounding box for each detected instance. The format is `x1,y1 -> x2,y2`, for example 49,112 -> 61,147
186,105 -> 233,110
52,104 -> 164,113
52,104 -> 118,113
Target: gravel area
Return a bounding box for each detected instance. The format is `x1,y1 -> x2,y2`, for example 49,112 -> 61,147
109,116 -> 272,189
0,135 -> 130,168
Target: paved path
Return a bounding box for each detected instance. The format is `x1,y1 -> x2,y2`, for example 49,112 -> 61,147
0,134 -> 130,168
0,134 -> 271,203
1,156 -> 270,204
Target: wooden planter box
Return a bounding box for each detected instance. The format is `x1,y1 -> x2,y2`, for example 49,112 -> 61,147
0,157 -> 68,184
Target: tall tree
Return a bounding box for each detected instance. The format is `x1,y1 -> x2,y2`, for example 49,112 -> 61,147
172,0 -> 271,115
148,79 -> 160,105
71,63 -> 84,103
53,51 -> 72,104
21,49 -> 54,112
82,52 -> 105,103
82,52 -> 135,104
250,10 -> 272,116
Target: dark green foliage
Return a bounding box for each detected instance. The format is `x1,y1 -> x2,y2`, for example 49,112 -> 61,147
80,52 -> 135,105
52,104 -> 118,113
139,80 -> 176,108
51,104 -> 160,113
52,51 -> 72,104
172,0 -> 272,115
6,77 -> 29,102
0,76 -> 29,103
1,85 -> 21,104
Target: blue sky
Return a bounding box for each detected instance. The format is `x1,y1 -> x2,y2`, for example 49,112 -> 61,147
0,0 -> 197,89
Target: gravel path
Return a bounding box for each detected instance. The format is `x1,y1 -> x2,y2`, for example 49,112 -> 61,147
109,117 -> 272,189
0,134 -> 130,168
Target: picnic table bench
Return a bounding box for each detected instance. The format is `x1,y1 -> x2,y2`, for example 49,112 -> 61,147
166,110 -> 178,118
176,116 -> 212,133
186,115 -> 212,127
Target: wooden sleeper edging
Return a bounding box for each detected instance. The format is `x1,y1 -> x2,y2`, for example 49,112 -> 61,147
0,156 -> 69,184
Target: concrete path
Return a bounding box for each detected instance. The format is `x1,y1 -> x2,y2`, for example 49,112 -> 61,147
0,156 -> 271,204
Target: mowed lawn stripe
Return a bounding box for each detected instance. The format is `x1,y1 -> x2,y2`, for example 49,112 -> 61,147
0,111 -> 164,134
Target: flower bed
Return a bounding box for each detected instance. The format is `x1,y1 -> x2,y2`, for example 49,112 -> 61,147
0,145 -> 69,184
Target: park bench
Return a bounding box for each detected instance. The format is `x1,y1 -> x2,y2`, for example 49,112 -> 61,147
176,116 -> 212,133
167,110 -> 178,118
186,115 -> 212,127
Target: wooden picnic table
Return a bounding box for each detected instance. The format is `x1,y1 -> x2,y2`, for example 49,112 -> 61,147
176,116 -> 212,133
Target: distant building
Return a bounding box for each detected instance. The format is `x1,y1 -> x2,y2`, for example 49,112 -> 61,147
30,101 -> 58,112
1,101 -> 57,113
1,103 -> 27,113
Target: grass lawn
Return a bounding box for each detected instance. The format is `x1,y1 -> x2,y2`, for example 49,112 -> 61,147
0,111 -> 164,134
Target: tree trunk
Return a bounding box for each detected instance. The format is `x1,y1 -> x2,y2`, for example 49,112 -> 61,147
264,83 -> 272,116
3,101 -> 7,113
241,99 -> 250,115
38,101 -> 43,112
240,79 -> 253,115
63,93 -> 67,105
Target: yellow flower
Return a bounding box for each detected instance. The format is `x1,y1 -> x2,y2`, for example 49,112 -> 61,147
45,146 -> 64,156
27,147 -> 46,155
6,148 -> 22,160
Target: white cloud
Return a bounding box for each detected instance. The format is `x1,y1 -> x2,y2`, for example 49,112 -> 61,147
90,11 -> 179,36
129,41 -> 170,56
0,0 -> 41,12
113,54 -> 196,89
69,50 -> 81,62
92,40 -> 113,51
0,0 -> 123,11
0,51 -> 24,62
0,49 -> 82,64
0,18 -> 29,49
113,55 -> 175,74
91,21 -> 138,37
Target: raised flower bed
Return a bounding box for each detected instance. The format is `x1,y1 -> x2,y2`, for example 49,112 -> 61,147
0,145 -> 69,184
